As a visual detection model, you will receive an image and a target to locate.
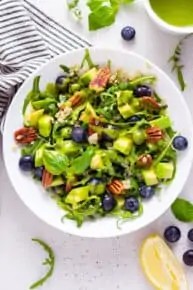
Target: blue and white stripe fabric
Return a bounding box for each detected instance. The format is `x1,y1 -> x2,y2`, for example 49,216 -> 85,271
0,0 -> 91,120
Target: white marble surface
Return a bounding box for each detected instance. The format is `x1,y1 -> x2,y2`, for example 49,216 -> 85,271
1,1 -> 193,289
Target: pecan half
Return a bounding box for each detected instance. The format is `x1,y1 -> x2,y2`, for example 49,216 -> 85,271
146,127 -> 163,143
137,154 -> 152,168
14,127 -> 37,144
65,182 -> 72,193
107,179 -> 125,195
89,67 -> 111,92
141,96 -> 160,109
42,169 -> 53,189
68,92 -> 83,107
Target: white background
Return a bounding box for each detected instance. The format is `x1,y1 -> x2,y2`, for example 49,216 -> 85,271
1,1 -> 193,289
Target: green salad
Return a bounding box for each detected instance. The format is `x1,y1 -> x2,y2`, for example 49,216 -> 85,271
14,49 -> 188,227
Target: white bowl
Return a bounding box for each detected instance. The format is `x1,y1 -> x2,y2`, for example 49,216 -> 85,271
3,47 -> 193,238
144,0 -> 193,35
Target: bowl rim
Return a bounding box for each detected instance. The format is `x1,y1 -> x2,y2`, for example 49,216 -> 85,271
144,0 -> 193,34
3,47 -> 193,238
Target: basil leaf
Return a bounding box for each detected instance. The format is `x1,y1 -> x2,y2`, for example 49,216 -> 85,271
70,147 -> 96,175
88,6 -> 117,31
171,198 -> 193,222
43,150 -> 69,175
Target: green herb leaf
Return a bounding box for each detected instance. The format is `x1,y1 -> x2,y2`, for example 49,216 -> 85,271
23,76 -> 40,115
88,5 -> 117,31
21,139 -> 44,157
43,150 -> 69,175
81,49 -> 95,69
30,238 -> 55,289
70,146 -> 96,175
171,198 -> 193,222
66,0 -> 82,20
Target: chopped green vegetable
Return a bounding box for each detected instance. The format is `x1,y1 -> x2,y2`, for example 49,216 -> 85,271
38,115 -> 53,138
65,186 -> 90,205
43,150 -> 69,175
113,137 -> 133,155
155,162 -> 174,179
142,168 -> 158,186
30,238 -> 55,289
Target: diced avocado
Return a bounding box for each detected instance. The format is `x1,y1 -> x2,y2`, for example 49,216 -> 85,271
90,154 -> 104,170
49,176 -> 65,187
90,183 -> 106,195
80,68 -> 98,85
60,127 -> 72,139
65,186 -> 90,205
118,104 -> 135,119
117,90 -> 133,106
24,109 -> 44,127
80,102 -> 97,122
35,147 -> 44,167
155,162 -> 174,179
38,115 -> 53,137
70,83 -> 81,93
115,196 -> 124,209
113,137 -> 133,155
150,116 -> 171,130
142,168 -> 158,186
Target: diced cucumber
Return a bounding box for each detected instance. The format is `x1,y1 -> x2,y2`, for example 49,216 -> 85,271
142,168 -> 158,186
150,116 -> 171,130
155,162 -> 174,179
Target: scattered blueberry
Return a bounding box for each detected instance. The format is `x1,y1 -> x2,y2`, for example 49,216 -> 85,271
139,185 -> 155,199
134,85 -> 152,97
55,75 -> 66,85
128,115 -> 142,123
172,136 -> 188,151
101,193 -> 116,212
88,177 -> 102,186
125,196 -> 139,213
183,250 -> 193,266
121,26 -> 136,41
71,126 -> 87,143
19,155 -> 34,172
188,229 -> 193,242
164,226 -> 181,243
34,166 -> 44,180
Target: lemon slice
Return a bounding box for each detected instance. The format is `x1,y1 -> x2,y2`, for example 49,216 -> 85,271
140,234 -> 189,290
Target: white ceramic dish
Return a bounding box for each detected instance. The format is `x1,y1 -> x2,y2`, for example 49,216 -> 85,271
144,0 -> 193,35
3,47 -> 193,238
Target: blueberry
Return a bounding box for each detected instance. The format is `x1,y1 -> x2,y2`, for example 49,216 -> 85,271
121,26 -> 136,41
183,250 -> 193,266
34,166 -> 44,180
55,75 -> 66,85
164,226 -> 181,243
134,85 -> 152,97
71,126 -> 87,143
188,229 -> 193,242
128,115 -> 142,123
172,136 -> 188,151
125,196 -> 139,213
19,155 -> 34,172
101,193 -> 116,212
139,185 -> 155,199
88,178 -> 102,186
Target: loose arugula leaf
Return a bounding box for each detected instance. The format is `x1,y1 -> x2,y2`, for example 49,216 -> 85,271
23,76 -> 40,115
81,48 -> 95,69
169,34 -> 193,91
69,146 -> 96,175
60,64 -> 70,73
30,239 -> 55,289
171,198 -> 193,222
43,150 -> 69,175
66,0 -> 82,20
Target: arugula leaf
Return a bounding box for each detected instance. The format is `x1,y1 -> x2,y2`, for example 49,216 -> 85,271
69,146 -> 96,175
21,139 -> 44,157
81,48 -> 95,69
43,150 -> 69,175
23,76 -> 40,115
30,239 -> 55,289
66,0 -> 82,20
171,198 -> 193,222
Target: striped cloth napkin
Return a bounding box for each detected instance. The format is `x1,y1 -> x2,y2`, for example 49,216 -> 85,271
0,0 -> 91,124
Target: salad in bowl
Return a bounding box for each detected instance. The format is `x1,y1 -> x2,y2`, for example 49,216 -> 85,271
3,48 -> 193,237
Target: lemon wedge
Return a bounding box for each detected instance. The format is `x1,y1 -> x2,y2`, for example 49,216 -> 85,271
140,234 -> 189,290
